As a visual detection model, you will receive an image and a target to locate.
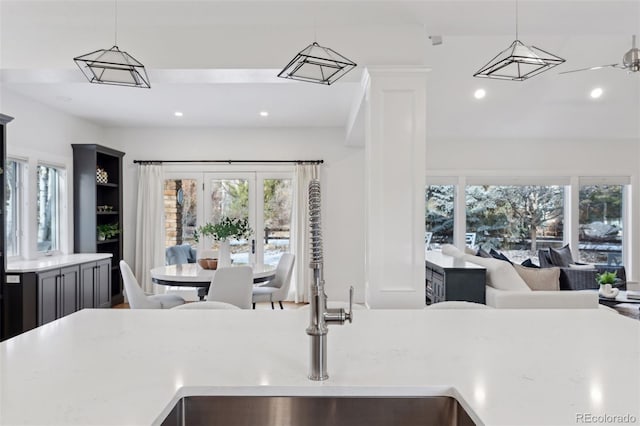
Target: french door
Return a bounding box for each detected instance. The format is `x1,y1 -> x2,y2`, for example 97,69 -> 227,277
163,171 -> 293,267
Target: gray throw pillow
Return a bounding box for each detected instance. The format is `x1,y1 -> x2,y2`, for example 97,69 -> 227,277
549,244 -> 574,267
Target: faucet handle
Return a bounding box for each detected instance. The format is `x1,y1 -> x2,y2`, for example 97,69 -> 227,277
345,286 -> 354,323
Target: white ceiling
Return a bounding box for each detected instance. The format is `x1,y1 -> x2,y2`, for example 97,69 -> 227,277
1,1 -> 639,138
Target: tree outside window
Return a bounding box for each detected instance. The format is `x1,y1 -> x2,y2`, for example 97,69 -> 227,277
37,165 -> 60,252
466,185 -> 564,263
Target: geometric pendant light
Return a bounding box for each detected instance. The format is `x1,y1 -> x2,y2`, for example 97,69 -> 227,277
473,1 -> 565,81
74,46 -> 151,88
73,0 -> 150,88
278,42 -> 357,85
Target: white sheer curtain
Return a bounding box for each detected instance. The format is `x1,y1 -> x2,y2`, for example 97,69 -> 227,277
291,164 -> 320,303
134,164 -> 165,294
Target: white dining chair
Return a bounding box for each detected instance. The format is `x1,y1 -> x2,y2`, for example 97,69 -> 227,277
252,253 -> 295,310
207,266 -> 253,309
171,301 -> 241,310
120,260 -> 185,309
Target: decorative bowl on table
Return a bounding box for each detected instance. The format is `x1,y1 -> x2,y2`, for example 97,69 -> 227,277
197,258 -> 218,270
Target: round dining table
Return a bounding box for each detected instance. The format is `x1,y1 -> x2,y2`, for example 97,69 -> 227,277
151,263 -> 276,300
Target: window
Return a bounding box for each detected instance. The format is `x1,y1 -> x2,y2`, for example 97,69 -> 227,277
425,184 -> 454,250
36,164 -> 61,252
164,178 -> 198,249
163,170 -> 294,267
466,184 -> 564,263
579,184 -> 624,265
262,178 -> 292,266
5,159 -> 23,257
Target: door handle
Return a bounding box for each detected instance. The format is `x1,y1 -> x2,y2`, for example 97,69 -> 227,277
251,239 -> 256,254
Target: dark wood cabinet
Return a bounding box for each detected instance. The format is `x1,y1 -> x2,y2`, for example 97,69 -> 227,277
0,114 -> 14,341
72,144 -> 125,306
426,251 -> 486,305
37,266 -> 80,326
3,257 -> 111,338
79,259 -> 111,309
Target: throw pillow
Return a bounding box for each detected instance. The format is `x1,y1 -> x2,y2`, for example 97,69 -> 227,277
476,248 -> 492,258
549,244 -> 574,267
489,248 -> 512,264
513,264 -> 560,291
463,254 -> 531,292
521,258 -> 540,268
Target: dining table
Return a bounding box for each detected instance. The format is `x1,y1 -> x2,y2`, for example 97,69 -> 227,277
151,263 -> 277,300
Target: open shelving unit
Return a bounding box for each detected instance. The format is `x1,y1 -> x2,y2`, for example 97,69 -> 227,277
72,144 -> 125,306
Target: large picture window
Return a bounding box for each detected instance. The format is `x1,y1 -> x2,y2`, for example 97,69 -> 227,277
579,184 -> 624,265
37,164 -> 61,252
465,184 -> 564,263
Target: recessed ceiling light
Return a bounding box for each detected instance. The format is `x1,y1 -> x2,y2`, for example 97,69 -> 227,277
174,111 -> 183,117
259,111 -> 269,117
474,89 -> 486,100
590,88 -> 603,99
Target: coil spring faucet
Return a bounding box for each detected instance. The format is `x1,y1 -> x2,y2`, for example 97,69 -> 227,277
306,179 -> 353,381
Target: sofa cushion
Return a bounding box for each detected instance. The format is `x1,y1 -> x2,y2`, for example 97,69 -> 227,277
463,254 -> 531,292
568,263 -> 596,270
513,264 -> 560,291
549,244 -> 574,267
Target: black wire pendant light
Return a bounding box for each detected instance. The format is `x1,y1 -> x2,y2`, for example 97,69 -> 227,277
278,42 -> 357,85
473,0 -> 565,81
73,0 -> 150,88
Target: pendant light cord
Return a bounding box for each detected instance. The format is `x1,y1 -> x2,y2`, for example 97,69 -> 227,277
114,0 -> 118,46
515,0 -> 519,40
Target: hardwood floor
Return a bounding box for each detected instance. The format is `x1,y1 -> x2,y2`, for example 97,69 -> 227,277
112,301 -> 305,310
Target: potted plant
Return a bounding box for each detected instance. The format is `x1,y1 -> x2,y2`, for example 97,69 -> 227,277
597,271 -> 620,299
194,216 -> 252,267
596,271 -> 617,286
97,223 -> 120,241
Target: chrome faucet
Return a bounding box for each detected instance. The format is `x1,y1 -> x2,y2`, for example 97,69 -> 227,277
306,179 -> 353,381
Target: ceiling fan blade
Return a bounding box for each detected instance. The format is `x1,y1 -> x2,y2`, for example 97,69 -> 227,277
559,64 -> 620,74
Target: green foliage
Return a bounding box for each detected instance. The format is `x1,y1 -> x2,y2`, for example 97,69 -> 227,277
194,216 -> 253,242
97,223 -> 120,239
596,271 -> 617,285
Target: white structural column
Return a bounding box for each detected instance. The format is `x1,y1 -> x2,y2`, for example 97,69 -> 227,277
363,67 -> 429,308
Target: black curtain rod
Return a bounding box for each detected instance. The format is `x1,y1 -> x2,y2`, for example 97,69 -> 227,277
133,159 -> 323,165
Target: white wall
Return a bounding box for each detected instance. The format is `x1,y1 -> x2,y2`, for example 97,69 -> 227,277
1,89 -> 104,258
103,127 -> 366,302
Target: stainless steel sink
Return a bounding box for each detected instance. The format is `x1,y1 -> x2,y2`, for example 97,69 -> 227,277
160,395 -> 477,426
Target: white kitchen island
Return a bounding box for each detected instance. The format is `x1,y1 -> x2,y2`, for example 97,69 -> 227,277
1,308 -> 638,425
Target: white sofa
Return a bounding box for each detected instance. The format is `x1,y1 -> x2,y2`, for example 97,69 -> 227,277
441,245 -> 598,309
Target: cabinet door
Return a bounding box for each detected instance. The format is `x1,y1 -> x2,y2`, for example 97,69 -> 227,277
38,270 -> 59,326
59,266 -> 79,317
79,262 -> 96,309
96,259 -> 111,308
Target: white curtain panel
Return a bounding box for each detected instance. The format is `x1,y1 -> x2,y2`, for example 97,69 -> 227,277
134,164 -> 165,294
292,164 -> 320,303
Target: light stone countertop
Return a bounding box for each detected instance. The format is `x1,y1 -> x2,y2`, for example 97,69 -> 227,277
0,308 -> 638,425
7,253 -> 113,273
